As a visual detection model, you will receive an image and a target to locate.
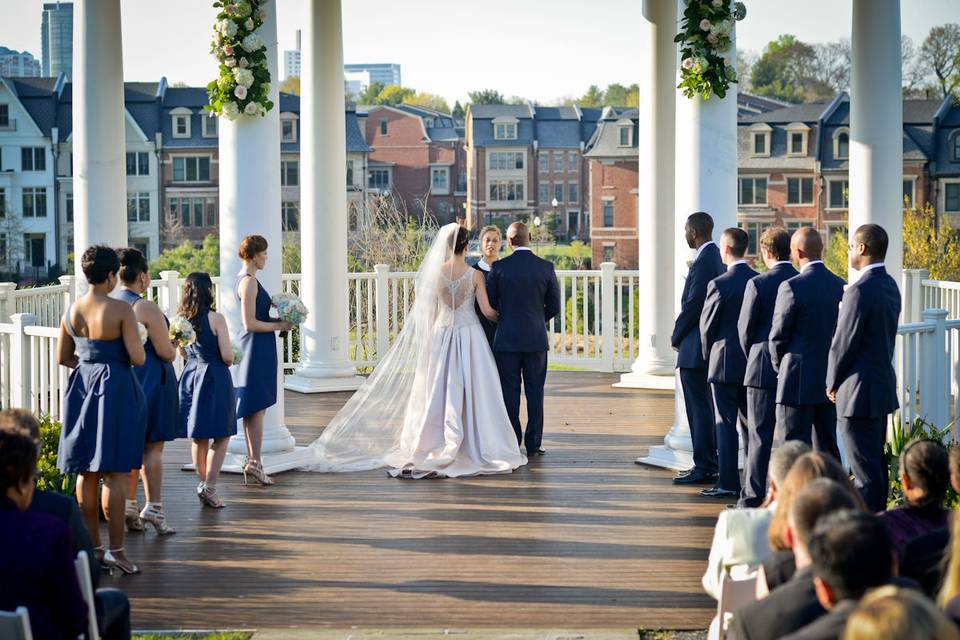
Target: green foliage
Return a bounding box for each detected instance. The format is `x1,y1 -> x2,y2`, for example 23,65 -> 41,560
903,201 -> 960,281
824,229 -> 848,280
404,92 -> 450,113
885,415 -> 958,509
282,240 -> 300,274
150,236 -> 220,278
574,83 -> 640,108
451,100 -> 465,121
750,34 -> 830,103
536,242 -> 591,270
35,415 -> 75,496
357,81 -> 385,104
467,89 -> 505,105
376,84 -> 416,106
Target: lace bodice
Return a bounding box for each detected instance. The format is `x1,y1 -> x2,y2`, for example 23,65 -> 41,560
436,268 -> 480,329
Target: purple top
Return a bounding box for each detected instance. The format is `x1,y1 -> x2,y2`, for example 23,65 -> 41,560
879,504 -> 949,557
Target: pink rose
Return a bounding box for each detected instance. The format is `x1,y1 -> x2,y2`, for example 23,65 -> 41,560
225,4 -> 235,14
225,57 -> 237,67
707,33 -> 719,45
234,85 -> 248,99
223,44 -> 235,56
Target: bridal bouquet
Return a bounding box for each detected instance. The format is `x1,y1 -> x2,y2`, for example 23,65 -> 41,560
137,322 -> 149,345
169,316 -> 197,348
271,292 -> 308,325
231,341 -> 244,366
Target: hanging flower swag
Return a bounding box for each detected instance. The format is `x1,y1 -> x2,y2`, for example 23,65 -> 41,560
205,0 -> 274,120
675,0 -> 746,100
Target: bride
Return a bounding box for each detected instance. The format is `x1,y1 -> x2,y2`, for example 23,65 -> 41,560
304,223 -> 527,478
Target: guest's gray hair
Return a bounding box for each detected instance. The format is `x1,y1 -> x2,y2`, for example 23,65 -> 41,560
769,441 -> 812,486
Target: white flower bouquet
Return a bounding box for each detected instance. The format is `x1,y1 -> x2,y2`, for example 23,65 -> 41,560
271,292 -> 308,326
169,315 -> 197,348
676,0 -> 746,100
137,322 -> 149,345
231,341 -> 244,366
205,0 -> 274,120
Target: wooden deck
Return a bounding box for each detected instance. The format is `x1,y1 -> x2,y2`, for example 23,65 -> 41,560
107,372 -> 720,632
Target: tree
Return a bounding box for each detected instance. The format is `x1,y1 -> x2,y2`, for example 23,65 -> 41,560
150,235 -> 220,278
904,202 -> 960,281
404,92 -> 450,113
357,81 -> 385,105
737,50 -> 757,92
604,83 -> 631,107
451,100 -> 465,122
467,89 -> 505,105
900,35 -> 928,97
279,76 -> 300,96
812,39 -> 851,92
751,34 -> 831,103
824,229 -> 848,281
578,85 -> 604,108
376,84 -> 416,106
920,24 -> 960,98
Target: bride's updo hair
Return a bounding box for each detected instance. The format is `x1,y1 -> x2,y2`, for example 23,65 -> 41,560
451,225 -> 469,255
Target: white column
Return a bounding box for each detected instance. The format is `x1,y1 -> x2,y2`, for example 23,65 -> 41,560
638,4 -> 738,470
218,3 -> 309,473
73,0 -> 127,286
616,0 -> 678,389
285,0 -> 364,393
849,0 -> 903,284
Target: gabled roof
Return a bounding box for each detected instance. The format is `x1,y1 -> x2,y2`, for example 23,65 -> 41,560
7,76 -> 62,137
469,103 -> 534,119
583,107 -> 638,158
739,101 -> 830,124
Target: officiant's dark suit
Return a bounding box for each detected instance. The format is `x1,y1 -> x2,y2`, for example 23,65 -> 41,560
472,261 -> 497,349
487,238 -> 561,455
671,213 -> 725,484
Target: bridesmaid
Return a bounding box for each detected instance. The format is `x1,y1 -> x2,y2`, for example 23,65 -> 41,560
57,245 -> 147,576
235,235 -> 292,486
114,248 -> 180,535
472,225 -> 502,350
177,273 -> 235,508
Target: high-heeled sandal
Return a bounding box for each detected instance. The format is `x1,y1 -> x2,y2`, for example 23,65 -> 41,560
124,502 -> 144,532
199,485 -> 226,508
103,548 -> 140,576
242,459 -> 275,486
196,481 -> 206,504
139,504 -> 176,535
93,546 -> 106,569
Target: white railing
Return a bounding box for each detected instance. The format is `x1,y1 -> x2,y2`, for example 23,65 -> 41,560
896,308 -> 959,430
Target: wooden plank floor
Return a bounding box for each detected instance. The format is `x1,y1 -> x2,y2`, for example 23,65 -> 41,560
105,372 -> 720,631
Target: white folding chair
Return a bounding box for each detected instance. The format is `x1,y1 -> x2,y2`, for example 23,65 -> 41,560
73,550 -> 99,640
0,607 -> 33,640
716,572 -> 759,640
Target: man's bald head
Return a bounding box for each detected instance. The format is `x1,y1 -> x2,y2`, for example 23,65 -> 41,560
507,222 -> 530,247
791,227 -> 824,263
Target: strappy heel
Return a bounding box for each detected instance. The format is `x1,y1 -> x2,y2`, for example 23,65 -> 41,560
196,481 -> 207,504
124,500 -> 144,532
242,459 -> 274,486
103,548 -> 140,576
93,546 -> 106,569
139,503 -> 176,535
199,484 -> 226,508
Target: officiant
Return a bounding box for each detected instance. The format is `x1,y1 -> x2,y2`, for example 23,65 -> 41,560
472,225 -> 502,349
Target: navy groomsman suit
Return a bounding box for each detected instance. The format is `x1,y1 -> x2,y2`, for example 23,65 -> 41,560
769,260 -> 845,459
700,260 -> 757,494
671,241 -> 725,478
827,264 -> 901,512
737,260 -> 798,507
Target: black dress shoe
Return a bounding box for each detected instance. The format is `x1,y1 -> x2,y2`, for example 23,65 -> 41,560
672,470 -> 719,485
529,448 -> 546,456
675,467 -> 695,478
699,486 -> 739,498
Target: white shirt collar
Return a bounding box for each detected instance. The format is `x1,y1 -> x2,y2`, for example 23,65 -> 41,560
801,260 -> 823,273
858,262 -> 885,280
512,246 -> 532,252
729,259 -> 747,267
772,260 -> 792,268
477,258 -> 492,272
695,240 -> 717,259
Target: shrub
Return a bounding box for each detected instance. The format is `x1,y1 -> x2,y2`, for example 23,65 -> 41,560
36,415 -> 76,496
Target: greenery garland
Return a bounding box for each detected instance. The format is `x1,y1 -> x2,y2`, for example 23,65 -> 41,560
675,0 -> 746,100
205,0 -> 274,120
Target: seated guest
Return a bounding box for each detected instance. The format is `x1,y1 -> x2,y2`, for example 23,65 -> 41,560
879,439 -> 949,556
1,410 -> 131,640
846,585 -> 960,640
0,427 -> 88,640
783,510 -> 896,639
703,440 -> 811,600
730,478 -> 860,640
905,446 -> 960,598
761,452 -> 866,593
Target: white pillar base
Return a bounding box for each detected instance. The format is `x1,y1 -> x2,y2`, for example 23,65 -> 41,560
613,371 -> 675,390
285,369 -> 365,393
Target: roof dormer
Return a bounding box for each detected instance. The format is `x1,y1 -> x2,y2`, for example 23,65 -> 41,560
785,122 -> 810,157
749,123 -> 772,158
170,107 -> 192,139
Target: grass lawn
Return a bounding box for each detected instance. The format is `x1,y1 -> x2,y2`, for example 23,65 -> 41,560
133,633 -> 252,640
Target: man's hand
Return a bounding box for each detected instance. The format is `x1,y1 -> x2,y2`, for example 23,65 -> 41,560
672,345 -> 679,353
826,388 -> 837,404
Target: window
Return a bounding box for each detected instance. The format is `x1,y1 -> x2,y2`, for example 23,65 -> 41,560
126,152 -> 149,176
753,133 -> 767,156
379,120 -> 388,136
0,188 -> 5,216
202,115 -> 218,138
170,197 -> 213,227
554,183 -> 563,204
281,160 -> 299,186
738,221 -> 770,255
21,147 -> 45,172
173,114 -> 190,138
487,180 -> 524,202
346,160 -> 354,187
368,168 -> 391,190
945,183 -> 960,213
456,171 -> 467,193
0,105 -> 8,127
738,177 -> 768,205
281,119 -> 296,142
835,131 -> 850,159
619,126 -> 631,147
431,167 -> 449,193
903,179 -> 915,207
602,200 -> 614,227
126,192 -> 150,222
281,201 -> 299,231
568,151 -> 577,172
786,177 -> 814,205
0,233 -> 7,264
789,132 -> 804,155
22,188 -> 46,217
538,183 -> 549,203
828,180 -> 849,209
65,192 -> 72,222
24,234 -> 45,268
538,152 -> 548,172
172,156 -> 211,182
205,200 -> 217,227
553,152 -> 563,172
953,133 -> 960,162
488,152 -> 524,171
132,239 -> 149,259
568,182 -> 578,203
603,245 -> 614,262
494,122 -> 517,140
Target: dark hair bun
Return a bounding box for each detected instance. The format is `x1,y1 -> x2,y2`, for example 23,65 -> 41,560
238,235 -> 268,260
454,226 -> 469,254
117,247 -> 149,285
81,245 -> 120,284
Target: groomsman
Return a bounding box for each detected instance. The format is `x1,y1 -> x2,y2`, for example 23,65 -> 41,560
737,227 -> 797,507
671,212 -> 725,486
827,224 -> 901,512
769,227 -> 844,459
699,228 -> 757,498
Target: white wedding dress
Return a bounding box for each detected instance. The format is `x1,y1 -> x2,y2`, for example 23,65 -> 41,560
303,223 -> 526,478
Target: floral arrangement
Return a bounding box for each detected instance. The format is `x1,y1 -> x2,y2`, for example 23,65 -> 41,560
675,0 -> 746,100
169,316 -> 197,348
231,341 -> 244,366
205,0 -> 274,120
271,292 -> 309,326
137,322 -> 149,345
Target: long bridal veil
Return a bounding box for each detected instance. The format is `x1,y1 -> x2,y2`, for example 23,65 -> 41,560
303,222 -> 460,472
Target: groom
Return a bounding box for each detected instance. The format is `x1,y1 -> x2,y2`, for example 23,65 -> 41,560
487,222 -> 561,456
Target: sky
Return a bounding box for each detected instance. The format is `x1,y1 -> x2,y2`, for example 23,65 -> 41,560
2,0 -> 958,105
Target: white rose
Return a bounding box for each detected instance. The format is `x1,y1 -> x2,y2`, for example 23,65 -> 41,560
232,67 -> 254,87
225,57 -> 237,68
233,0 -> 252,18
239,56 -> 249,68
219,19 -> 238,38
241,33 -> 263,53
244,101 -> 259,115
222,101 -> 240,119
681,57 -> 695,70
234,84 -> 248,99
245,17 -> 254,30
712,0 -> 722,6
707,33 -> 719,45
699,18 -> 712,32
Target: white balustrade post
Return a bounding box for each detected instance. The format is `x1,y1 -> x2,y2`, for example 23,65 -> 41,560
10,313 -> 37,409
921,308 -> 949,429
159,270 -> 180,317
905,269 -> 929,324
58,275 -> 76,311
0,283 -> 16,322
374,264 -> 390,360
285,0 -> 364,393
600,262 -> 616,371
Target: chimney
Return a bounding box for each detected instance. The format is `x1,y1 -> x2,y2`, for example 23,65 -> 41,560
296,29 -> 301,51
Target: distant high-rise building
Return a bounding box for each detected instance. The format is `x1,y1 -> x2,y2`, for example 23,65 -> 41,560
283,29 -> 301,80
344,70 -> 370,99
41,2 -> 73,78
344,63 -> 401,87
0,47 -> 42,77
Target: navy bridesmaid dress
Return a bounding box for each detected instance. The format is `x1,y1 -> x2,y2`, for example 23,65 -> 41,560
115,289 -> 182,442
235,274 -> 278,419
179,312 -> 236,439
58,308 -> 147,473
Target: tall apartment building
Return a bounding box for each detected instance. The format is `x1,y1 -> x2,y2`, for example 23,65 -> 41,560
0,48 -> 42,78
344,63 -> 401,87
41,2 -> 73,78
283,30 -> 302,80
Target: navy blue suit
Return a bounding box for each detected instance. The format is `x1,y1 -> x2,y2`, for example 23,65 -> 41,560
472,262 -> 497,350
700,261 -> 757,492
769,262 -> 846,460
737,261 -> 798,507
487,248 -> 561,452
827,265 -> 901,512
672,242 -> 725,475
